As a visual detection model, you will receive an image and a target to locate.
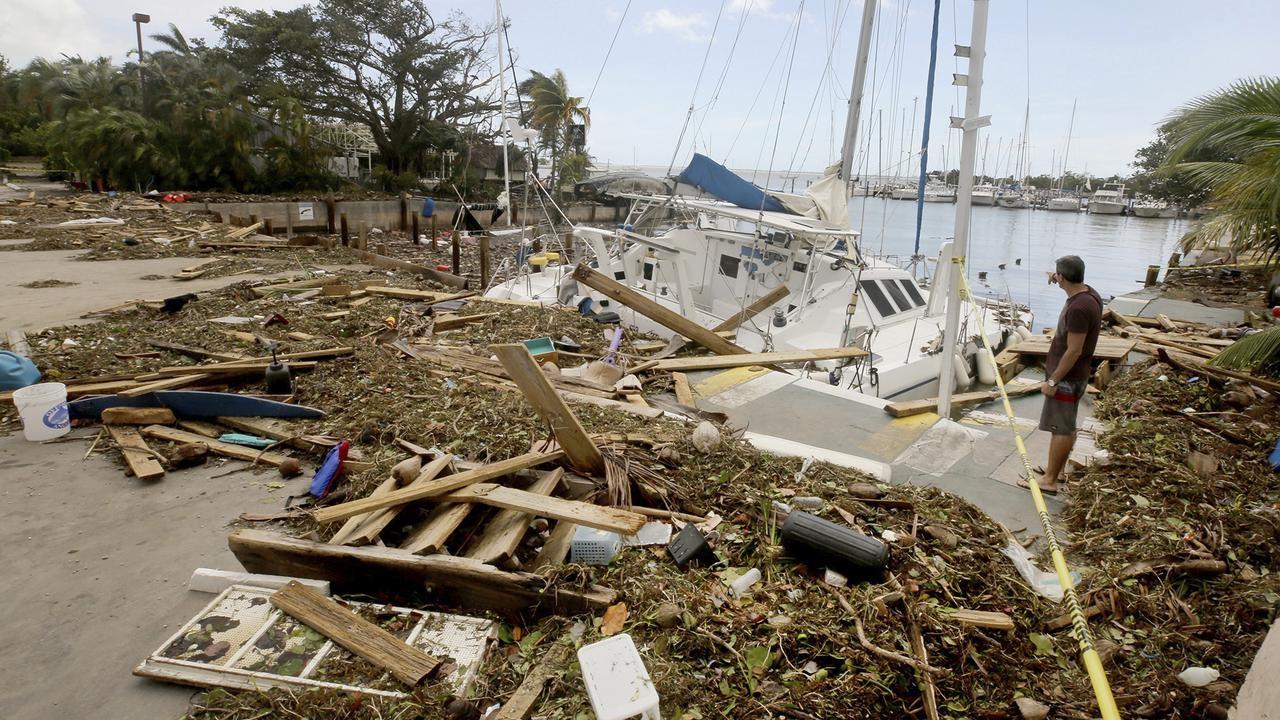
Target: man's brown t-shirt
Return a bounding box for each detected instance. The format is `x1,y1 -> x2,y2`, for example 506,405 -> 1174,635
1045,286 -> 1103,382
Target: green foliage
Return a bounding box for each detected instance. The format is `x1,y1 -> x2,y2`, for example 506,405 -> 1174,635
1130,121 -> 1216,207
518,69 -> 591,191
213,0 -> 497,174
1209,326 -> 1280,375
1164,77 -> 1280,259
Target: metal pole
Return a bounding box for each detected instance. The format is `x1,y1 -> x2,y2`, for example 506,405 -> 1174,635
495,0 -> 512,226
913,0 -> 943,257
839,0 -> 878,195
131,13 -> 150,106
937,0 -> 990,418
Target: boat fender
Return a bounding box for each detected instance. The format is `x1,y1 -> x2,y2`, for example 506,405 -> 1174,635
952,353 -> 972,390
1015,326 -> 1033,341
975,348 -> 997,385
1002,332 -> 1021,351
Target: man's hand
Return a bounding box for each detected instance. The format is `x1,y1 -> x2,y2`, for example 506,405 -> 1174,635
1040,381 -> 1055,398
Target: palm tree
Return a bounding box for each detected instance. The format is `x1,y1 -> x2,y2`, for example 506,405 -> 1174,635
1164,77 -> 1280,261
518,69 -> 589,190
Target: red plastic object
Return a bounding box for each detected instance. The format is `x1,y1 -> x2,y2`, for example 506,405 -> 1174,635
436,264 -> 450,272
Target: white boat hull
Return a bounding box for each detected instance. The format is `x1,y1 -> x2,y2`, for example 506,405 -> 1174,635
1132,205 -> 1176,218
971,193 -> 997,206
1045,198 -> 1080,211
1088,201 -> 1125,215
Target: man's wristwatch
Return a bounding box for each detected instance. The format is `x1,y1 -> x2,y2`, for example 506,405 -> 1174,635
1047,379 -> 1058,388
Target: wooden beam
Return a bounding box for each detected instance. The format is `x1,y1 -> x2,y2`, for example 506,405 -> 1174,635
229,529 -> 615,615
441,483 -> 646,535
139,425 -> 294,467
493,344 -> 605,474
528,521 -> 576,571
312,450 -> 566,524
433,312 -> 500,332
572,263 -> 751,357
147,339 -> 247,362
350,249 -> 467,289
884,383 -> 1041,418
101,407 -> 176,425
119,373 -> 212,397
1157,347 -> 1280,394
400,503 -> 473,555
332,455 -> 454,546
1010,335 -> 1136,361
710,284 -> 790,333
672,372 -> 695,406
492,644 -> 572,720
465,469 -> 564,565
270,581 -> 440,687
651,346 -> 868,372
365,286 -> 475,304
142,361 -> 317,378
106,425 -> 165,481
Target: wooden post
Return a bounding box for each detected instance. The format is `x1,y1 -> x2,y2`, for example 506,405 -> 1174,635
263,218 -> 274,236
411,213 -> 420,245
479,235 -> 491,289
285,203 -> 294,239
399,192 -> 408,232
492,344 -> 605,475
358,223 -> 369,251
430,215 -> 438,249
1168,252 -> 1181,268
249,213 -> 259,226
340,213 -> 349,246
1144,264 -> 1160,287
325,197 -> 336,234
452,232 -> 461,275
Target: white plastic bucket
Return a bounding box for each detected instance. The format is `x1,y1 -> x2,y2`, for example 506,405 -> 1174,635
13,382 -> 70,441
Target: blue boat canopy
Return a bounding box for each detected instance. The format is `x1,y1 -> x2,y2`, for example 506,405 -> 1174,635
677,153 -> 794,215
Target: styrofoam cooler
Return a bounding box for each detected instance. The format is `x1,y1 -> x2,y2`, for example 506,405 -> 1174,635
12,382 -> 70,441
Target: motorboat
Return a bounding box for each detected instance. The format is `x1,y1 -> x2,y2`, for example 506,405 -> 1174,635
1087,182 -> 1128,215
1132,198 -> 1177,218
1045,195 -> 1081,211
971,184 -> 997,206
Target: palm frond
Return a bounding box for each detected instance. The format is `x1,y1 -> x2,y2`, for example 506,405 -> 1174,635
1210,326 -> 1280,374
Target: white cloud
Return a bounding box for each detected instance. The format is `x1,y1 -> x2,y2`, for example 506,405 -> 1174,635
1,0 -> 109,64
640,8 -> 707,43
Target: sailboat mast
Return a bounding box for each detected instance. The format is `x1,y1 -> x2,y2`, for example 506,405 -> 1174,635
937,0 -> 991,416
839,0 -> 879,195
495,0 -> 512,226
911,0 -> 943,256
1058,98 -> 1076,192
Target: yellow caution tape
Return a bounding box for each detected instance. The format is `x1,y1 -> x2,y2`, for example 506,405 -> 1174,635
955,264 -> 1121,720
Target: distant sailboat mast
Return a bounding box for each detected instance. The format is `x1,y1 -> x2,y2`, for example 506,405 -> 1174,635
839,0 -> 879,196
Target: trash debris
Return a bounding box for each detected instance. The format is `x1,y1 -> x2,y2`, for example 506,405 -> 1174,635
1177,666 -> 1220,687
691,420 -> 720,453
577,634 -> 660,720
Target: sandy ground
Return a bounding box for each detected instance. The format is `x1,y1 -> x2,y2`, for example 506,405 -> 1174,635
0,427 -> 313,720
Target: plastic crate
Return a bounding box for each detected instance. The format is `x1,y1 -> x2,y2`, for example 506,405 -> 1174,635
578,633 -> 660,720
569,526 -> 622,565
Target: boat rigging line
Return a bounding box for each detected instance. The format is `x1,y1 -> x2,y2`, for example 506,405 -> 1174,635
665,0 -> 729,176
911,0 -> 943,259
585,0 -> 632,107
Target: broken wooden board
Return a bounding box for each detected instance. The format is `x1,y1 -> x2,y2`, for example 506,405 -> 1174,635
365,286 -> 475,305
400,503 -> 474,555
465,469 -> 564,565
329,455 -> 454,547
106,425 -> 166,481
493,344 -> 604,474
651,346 -> 868,372
312,450 -> 566,524
147,339 -> 248,362
102,406 -> 178,425
229,529 -> 615,615
491,644 -> 572,720
884,382 -> 1041,418
1011,335 -> 1136,361
271,580 -> 440,687
710,284 -> 791,333
528,520 -> 577,571
119,373 -> 212,397
433,312 -> 500,332
140,425 -> 294,468
441,483 -> 647,535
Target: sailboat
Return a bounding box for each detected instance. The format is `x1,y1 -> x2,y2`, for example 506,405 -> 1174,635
484,0 -> 1031,400
1045,100 -> 1081,211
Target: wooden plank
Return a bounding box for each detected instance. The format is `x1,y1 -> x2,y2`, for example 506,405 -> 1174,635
176,419 -> 223,438
140,425 -> 294,467
349,249 -> 467,289
465,469 -> 564,565
493,344 -> 604,474
528,521 -> 576,571
492,644 -> 572,720
3,379 -> 143,404
1138,336 -> 1218,360
101,407 -> 177,425
106,425 -> 166,481
572,263 -> 752,357
1156,313 -> 1179,332
229,529 -> 615,615
884,382 -> 1041,418
119,373 -> 211,397
335,455 -> 454,546
433,312 -> 500,332
941,608 -> 1015,631
651,346 -> 868,372
672,372 -> 695,406
365,286 -> 475,304
710,284 -> 791,333
1010,335 -> 1136,361
328,477 -> 398,546
440,483 -> 646,535
400,503 -> 474,555
5,329 -> 31,357
1156,347 -> 1280,394
312,450 -> 566,524
270,580 -> 440,687
138,361 -> 317,379
632,331 -> 736,354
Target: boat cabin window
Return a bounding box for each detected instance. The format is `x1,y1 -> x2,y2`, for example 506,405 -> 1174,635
858,280 -> 896,317
897,278 -> 926,307
882,280 -> 913,313
859,278 -> 926,319
719,254 -> 740,279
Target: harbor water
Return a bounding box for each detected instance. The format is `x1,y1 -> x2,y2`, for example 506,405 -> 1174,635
848,197 -> 1193,329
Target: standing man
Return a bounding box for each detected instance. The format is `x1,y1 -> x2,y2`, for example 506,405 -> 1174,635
1021,255 -> 1103,495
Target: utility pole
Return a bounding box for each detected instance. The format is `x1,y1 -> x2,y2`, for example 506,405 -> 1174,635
936,0 -> 991,417
132,13 -> 150,106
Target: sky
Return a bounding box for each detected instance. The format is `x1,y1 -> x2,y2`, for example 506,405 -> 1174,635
5,0 -> 1280,178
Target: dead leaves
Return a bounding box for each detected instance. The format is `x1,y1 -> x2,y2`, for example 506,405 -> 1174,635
601,602 -> 628,636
